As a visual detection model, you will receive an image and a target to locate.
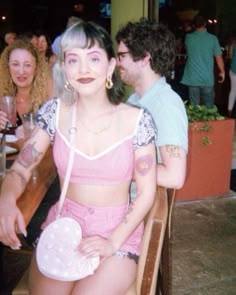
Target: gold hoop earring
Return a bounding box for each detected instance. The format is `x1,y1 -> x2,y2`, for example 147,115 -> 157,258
105,77 -> 113,89
64,81 -> 73,92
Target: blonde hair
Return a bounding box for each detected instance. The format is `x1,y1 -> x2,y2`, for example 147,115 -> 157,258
0,39 -> 50,112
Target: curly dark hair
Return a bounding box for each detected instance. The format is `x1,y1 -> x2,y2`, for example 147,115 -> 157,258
116,18 -> 176,77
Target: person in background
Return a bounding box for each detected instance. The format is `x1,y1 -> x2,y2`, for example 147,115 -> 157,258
0,39 -> 54,134
181,14 -> 225,108
0,20 -> 157,294
227,38 -> 236,117
17,31 -> 39,48
4,31 -> 16,46
37,32 -> 56,70
116,18 -> 188,190
51,15 -> 81,56
0,39 -> 59,251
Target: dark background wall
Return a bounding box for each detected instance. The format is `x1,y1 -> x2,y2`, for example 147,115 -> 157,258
0,0 -> 110,41
1,0 -> 236,46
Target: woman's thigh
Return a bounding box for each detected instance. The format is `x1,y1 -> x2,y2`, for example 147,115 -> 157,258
29,252 -> 137,295
28,252 -> 74,295
72,255 -> 137,295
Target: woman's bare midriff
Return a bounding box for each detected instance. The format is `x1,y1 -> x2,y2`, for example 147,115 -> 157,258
62,179 -> 131,207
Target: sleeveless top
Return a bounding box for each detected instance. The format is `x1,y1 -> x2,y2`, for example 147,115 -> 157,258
36,98 -> 157,185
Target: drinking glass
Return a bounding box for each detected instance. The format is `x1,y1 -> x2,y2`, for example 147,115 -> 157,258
22,112 -> 36,139
0,96 -> 17,128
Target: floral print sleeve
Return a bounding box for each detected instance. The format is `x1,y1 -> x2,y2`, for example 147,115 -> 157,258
133,108 -> 157,150
35,98 -> 58,144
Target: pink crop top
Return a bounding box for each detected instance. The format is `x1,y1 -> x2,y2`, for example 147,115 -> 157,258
36,98 -> 157,185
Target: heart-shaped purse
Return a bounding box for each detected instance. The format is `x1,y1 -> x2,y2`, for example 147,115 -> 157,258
36,217 -> 99,281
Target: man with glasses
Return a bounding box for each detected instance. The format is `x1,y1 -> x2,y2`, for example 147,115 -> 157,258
116,18 -> 188,191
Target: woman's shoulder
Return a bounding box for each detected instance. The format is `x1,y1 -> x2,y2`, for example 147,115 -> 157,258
118,102 -> 143,117
38,97 -> 59,115
42,97 -> 58,106
119,102 -> 155,122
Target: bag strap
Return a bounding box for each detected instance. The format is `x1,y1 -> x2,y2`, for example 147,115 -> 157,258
56,101 -> 77,218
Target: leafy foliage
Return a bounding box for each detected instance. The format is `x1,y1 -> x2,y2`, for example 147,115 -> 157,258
184,102 -> 225,146
184,102 -> 225,122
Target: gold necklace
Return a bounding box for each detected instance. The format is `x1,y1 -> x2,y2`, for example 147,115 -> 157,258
77,107 -> 116,135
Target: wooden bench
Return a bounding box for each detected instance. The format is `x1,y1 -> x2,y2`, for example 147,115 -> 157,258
13,186 -> 170,295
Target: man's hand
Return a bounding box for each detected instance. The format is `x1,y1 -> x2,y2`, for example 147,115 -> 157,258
218,71 -> 225,83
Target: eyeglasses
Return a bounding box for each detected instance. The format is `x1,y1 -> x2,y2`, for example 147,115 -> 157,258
117,51 -> 130,61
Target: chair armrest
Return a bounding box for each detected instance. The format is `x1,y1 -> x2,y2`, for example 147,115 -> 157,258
135,186 -> 169,295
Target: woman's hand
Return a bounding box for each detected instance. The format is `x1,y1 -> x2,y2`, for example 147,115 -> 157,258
0,110 -> 9,131
0,200 -> 27,249
79,236 -> 115,258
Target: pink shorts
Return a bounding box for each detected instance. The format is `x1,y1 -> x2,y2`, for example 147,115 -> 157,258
42,198 -> 144,258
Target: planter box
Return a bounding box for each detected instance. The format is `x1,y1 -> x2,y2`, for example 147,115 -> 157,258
175,118 -> 235,201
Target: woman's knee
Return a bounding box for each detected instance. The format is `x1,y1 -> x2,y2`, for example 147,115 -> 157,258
28,253 -> 74,295
72,256 -> 137,295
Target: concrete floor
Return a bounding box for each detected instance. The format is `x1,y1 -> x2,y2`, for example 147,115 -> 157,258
170,191 -> 236,295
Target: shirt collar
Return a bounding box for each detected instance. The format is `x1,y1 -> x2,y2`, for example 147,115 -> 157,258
137,76 -> 166,104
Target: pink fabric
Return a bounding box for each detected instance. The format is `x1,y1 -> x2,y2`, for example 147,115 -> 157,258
42,198 -> 144,255
53,131 -> 134,185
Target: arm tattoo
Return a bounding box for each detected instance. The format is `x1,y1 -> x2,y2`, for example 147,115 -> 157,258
122,202 -> 134,224
17,142 -> 42,168
166,145 -> 181,158
6,169 -> 27,187
135,154 -> 154,176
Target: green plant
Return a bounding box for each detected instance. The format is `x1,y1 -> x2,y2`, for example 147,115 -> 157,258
184,103 -> 225,146
184,102 -> 225,122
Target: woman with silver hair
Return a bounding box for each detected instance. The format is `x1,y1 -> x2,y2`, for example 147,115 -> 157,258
0,21 -> 157,294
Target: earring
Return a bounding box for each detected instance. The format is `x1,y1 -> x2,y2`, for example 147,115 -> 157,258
105,77 -> 113,89
64,81 -> 73,92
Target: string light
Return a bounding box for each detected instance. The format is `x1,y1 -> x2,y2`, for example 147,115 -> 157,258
208,18 -> 217,25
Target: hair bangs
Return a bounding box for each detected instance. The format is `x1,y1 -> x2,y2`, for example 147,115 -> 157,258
60,23 -> 98,57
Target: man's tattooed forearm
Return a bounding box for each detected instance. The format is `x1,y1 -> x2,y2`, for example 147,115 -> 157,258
17,142 -> 42,168
135,154 -> 154,176
6,169 -> 27,187
166,145 -> 181,158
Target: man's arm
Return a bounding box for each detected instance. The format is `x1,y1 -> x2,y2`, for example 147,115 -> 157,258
157,145 -> 187,189
215,55 -> 225,83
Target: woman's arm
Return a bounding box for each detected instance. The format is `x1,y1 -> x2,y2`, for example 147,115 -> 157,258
79,143 -> 157,257
108,143 -> 157,252
0,127 -> 51,249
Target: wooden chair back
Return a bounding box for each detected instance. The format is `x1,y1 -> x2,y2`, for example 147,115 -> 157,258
126,186 -> 168,295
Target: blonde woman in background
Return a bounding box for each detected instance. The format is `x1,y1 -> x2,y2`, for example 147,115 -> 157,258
0,39 -> 54,135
